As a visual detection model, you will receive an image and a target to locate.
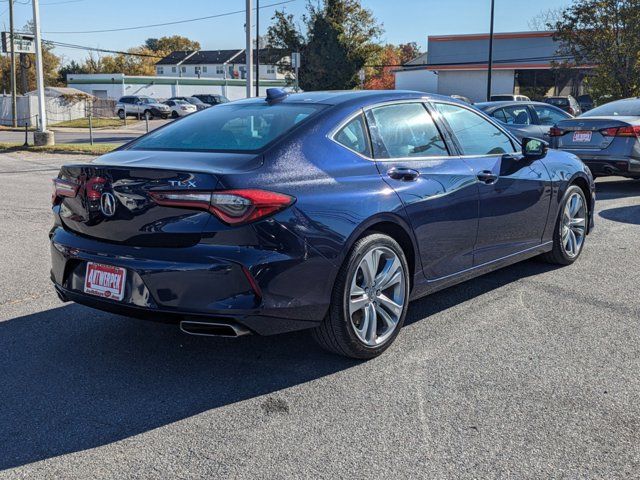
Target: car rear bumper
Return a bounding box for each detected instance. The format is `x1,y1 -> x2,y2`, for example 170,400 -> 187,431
49,226 -> 335,335
565,152 -> 640,177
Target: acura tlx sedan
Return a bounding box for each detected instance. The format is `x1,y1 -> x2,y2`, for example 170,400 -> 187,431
50,89 -> 595,359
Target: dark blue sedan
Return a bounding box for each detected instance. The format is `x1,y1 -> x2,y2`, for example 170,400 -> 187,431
50,89 -> 595,359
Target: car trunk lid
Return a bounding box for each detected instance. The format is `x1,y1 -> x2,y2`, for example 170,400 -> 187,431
54,150 -> 262,247
553,117 -> 639,150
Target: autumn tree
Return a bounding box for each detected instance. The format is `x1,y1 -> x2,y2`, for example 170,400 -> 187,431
364,42 -> 421,90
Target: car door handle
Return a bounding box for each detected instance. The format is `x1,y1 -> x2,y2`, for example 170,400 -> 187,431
477,170 -> 499,184
387,167 -> 419,181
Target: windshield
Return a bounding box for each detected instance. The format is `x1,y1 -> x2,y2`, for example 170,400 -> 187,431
129,102 -> 326,152
582,99 -> 640,117
188,97 -> 204,104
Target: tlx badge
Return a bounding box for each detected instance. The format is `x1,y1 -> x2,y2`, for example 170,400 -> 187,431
168,180 -> 197,188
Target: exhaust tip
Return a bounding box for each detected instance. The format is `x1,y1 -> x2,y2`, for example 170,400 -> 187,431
180,320 -> 250,338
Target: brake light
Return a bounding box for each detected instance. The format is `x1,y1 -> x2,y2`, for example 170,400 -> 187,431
568,107 -> 576,115
149,189 -> 295,225
549,127 -> 564,137
600,126 -> 640,138
51,178 -> 78,205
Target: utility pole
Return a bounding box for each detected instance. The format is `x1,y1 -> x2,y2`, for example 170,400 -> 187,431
245,0 -> 253,98
8,0 -> 17,127
32,0 -> 54,145
255,0 -> 260,97
486,0 -> 495,101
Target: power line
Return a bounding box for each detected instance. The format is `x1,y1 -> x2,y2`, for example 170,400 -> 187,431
45,39 -> 163,57
44,0 -> 297,34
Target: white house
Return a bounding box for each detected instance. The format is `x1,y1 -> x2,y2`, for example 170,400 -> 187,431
155,49 -> 289,81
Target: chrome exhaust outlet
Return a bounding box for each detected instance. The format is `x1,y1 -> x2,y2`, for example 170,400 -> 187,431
180,320 -> 251,338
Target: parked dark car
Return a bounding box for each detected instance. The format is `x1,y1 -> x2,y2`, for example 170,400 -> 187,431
192,94 -> 229,106
577,94 -> 594,113
168,96 -> 211,111
476,101 -> 573,140
50,90 -> 594,359
550,97 -> 640,178
545,95 -> 582,116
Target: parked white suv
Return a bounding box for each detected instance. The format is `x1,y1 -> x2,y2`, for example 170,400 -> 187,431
115,96 -> 171,120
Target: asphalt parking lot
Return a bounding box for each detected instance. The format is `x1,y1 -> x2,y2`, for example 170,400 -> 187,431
0,151 -> 638,478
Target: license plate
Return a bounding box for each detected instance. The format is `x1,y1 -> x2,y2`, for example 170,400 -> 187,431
84,262 -> 126,301
572,131 -> 592,142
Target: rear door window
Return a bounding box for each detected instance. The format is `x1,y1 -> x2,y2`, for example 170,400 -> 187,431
494,106 -> 533,125
435,102 -> 516,156
367,103 -> 448,159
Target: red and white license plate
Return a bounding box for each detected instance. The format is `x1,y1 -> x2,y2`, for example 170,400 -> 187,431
84,262 -> 126,301
572,131 -> 592,142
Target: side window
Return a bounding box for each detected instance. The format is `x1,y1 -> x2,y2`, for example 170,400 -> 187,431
435,103 -> 516,156
367,103 -> 447,159
533,105 -> 568,126
500,105 -> 533,125
492,108 -> 508,123
334,113 -> 371,156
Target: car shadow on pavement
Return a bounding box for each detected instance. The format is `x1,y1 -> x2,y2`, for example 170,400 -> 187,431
0,259 -> 560,470
595,178 -> 640,200
599,205 -> 640,225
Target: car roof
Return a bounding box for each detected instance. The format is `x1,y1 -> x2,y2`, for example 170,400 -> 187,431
229,90 -> 462,111
475,100 -> 553,111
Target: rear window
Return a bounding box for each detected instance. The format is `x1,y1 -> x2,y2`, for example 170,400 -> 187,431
129,102 -> 326,152
490,95 -> 514,101
582,99 -> 640,117
546,98 -> 569,107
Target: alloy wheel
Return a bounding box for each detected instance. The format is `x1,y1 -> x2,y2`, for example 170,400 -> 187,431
561,192 -> 586,258
348,246 -> 406,347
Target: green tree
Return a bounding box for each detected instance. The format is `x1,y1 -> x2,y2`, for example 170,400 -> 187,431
553,0 -> 640,101
266,0 -> 383,90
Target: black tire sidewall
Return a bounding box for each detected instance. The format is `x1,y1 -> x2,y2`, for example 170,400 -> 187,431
117,110 -> 125,119
332,233 -> 410,358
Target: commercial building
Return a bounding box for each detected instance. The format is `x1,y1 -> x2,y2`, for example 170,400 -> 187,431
395,31 -> 593,102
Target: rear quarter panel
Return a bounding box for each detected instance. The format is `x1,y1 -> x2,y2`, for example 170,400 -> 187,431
540,149 -> 595,241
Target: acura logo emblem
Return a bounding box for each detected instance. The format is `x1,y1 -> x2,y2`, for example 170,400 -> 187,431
100,192 -> 116,217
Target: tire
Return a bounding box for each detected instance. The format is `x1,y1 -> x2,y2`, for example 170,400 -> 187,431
171,111 -> 179,119
143,110 -> 153,120
312,233 -> 410,359
540,185 -> 588,265
117,109 -> 125,120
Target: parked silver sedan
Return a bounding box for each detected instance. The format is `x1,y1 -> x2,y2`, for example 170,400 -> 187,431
550,97 -> 640,178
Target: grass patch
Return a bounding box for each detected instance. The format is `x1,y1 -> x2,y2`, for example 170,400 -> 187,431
0,142 -> 118,155
51,117 -> 138,129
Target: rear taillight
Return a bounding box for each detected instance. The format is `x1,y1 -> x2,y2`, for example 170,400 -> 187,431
600,126 -> 640,138
51,178 -> 78,205
568,107 -> 576,115
549,127 -> 564,137
149,189 -> 295,226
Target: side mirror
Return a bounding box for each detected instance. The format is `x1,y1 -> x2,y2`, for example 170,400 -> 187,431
522,137 -> 548,159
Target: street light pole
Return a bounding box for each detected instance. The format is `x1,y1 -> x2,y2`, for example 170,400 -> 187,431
486,0 -> 495,101
8,0 -> 17,127
255,0 -> 260,97
245,0 -> 253,98
32,0 -> 54,145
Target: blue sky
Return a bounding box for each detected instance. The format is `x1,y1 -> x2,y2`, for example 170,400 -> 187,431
3,0 -> 572,64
